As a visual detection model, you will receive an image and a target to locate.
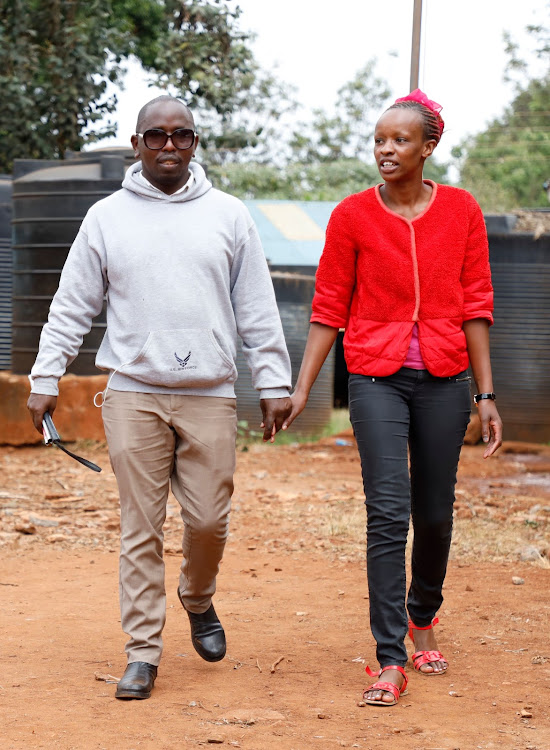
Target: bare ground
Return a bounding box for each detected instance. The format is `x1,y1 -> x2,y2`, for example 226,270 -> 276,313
1,429 -> 550,750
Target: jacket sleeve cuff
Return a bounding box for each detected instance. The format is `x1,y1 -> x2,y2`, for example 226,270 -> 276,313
310,313 -> 346,328
259,387 -> 290,400
463,310 -> 494,325
28,375 -> 60,396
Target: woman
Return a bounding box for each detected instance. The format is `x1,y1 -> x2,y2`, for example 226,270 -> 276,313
282,90 -> 502,706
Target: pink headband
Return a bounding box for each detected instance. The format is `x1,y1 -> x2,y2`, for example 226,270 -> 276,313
394,89 -> 444,135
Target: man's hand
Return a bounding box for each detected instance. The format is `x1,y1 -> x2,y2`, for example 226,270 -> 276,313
260,397 -> 292,443
27,394 -> 58,434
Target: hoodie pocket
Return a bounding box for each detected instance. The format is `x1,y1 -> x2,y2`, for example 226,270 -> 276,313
122,328 -> 236,388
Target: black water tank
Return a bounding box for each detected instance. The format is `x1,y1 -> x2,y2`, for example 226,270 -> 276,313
0,175 -> 12,370
489,231 -> 550,442
234,272 -> 334,436
11,155 -> 129,374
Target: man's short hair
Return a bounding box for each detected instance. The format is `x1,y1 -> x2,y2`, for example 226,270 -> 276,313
136,96 -> 194,132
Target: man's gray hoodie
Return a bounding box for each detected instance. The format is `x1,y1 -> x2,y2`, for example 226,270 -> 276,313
30,161 -> 292,399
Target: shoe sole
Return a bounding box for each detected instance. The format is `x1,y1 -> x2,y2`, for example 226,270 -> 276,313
115,689 -> 152,700
363,688 -> 408,707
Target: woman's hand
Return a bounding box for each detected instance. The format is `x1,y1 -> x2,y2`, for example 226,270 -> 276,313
477,400 -> 502,458
463,319 -> 502,459
281,389 -> 309,432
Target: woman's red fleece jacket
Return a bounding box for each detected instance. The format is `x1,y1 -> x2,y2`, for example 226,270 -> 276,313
311,181 -> 494,377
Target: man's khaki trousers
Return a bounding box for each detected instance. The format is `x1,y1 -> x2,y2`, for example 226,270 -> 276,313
102,391 -> 237,666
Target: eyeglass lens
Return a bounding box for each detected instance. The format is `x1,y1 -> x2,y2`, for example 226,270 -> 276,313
143,129 -> 195,150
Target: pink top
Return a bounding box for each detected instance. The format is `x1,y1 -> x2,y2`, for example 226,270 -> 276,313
403,324 -> 426,369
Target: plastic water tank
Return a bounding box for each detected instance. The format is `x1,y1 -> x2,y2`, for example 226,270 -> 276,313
488,230 -> 550,442
11,154 -> 128,374
0,175 -> 12,370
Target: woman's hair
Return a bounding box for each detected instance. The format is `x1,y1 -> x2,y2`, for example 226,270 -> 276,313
386,100 -> 444,144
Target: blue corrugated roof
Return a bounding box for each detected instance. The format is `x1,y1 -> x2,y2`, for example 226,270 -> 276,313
244,200 -> 336,267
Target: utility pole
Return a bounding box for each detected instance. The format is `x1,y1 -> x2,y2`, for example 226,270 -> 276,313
410,0 -> 423,92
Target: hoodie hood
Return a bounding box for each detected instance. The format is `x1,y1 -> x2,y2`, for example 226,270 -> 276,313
122,160 -> 212,203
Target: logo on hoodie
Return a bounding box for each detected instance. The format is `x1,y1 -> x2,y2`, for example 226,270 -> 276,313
172,351 -> 197,371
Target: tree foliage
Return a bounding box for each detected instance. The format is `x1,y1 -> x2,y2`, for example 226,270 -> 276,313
204,55 -> 449,199
194,68 -> 297,165
208,155 -> 449,202
208,159 -> 380,201
0,0 -> 126,172
146,0 -> 255,116
0,0 -> 450,195
288,60 -> 391,164
455,9 -> 550,211
455,79 -> 550,211
0,0 -> 296,172
135,0 -> 297,164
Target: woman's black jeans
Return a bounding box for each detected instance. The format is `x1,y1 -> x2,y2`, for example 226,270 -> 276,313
348,367 -> 471,668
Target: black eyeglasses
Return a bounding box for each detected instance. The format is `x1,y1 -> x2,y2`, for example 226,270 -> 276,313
136,128 -> 196,150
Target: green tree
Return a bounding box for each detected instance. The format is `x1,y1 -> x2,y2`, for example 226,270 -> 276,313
142,0 -> 255,116
456,79 -> 550,211
0,0 -> 126,172
110,0 -> 167,68
208,154 -> 449,202
194,67 -> 298,165
455,9 -> 550,211
288,60 -> 391,164
0,0 -> 292,172
284,59 -> 448,186
136,1 -> 297,164
204,55 -> 450,199
209,159 -> 379,201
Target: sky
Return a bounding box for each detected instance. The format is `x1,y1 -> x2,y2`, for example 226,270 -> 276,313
98,0 -> 548,165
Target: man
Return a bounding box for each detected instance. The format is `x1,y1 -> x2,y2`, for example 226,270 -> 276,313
27,96 -> 292,700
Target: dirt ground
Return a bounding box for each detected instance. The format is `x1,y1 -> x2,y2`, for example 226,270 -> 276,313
1,426 -> 550,750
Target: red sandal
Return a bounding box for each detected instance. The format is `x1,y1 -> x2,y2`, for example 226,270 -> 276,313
363,665 -> 408,706
408,617 -> 448,675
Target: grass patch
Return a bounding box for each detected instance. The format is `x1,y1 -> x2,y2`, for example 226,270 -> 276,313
237,409 -> 352,449
321,408 -> 352,437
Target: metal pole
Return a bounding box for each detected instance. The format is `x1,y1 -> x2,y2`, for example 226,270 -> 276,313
410,0 -> 423,92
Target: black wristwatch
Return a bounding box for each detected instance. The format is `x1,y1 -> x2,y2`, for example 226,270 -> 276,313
473,392 -> 496,405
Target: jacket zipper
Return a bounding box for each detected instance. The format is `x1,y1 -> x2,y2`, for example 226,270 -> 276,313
408,223 -> 420,322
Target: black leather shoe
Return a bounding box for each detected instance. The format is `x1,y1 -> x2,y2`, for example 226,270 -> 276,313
115,661 -> 157,700
177,588 -> 226,662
